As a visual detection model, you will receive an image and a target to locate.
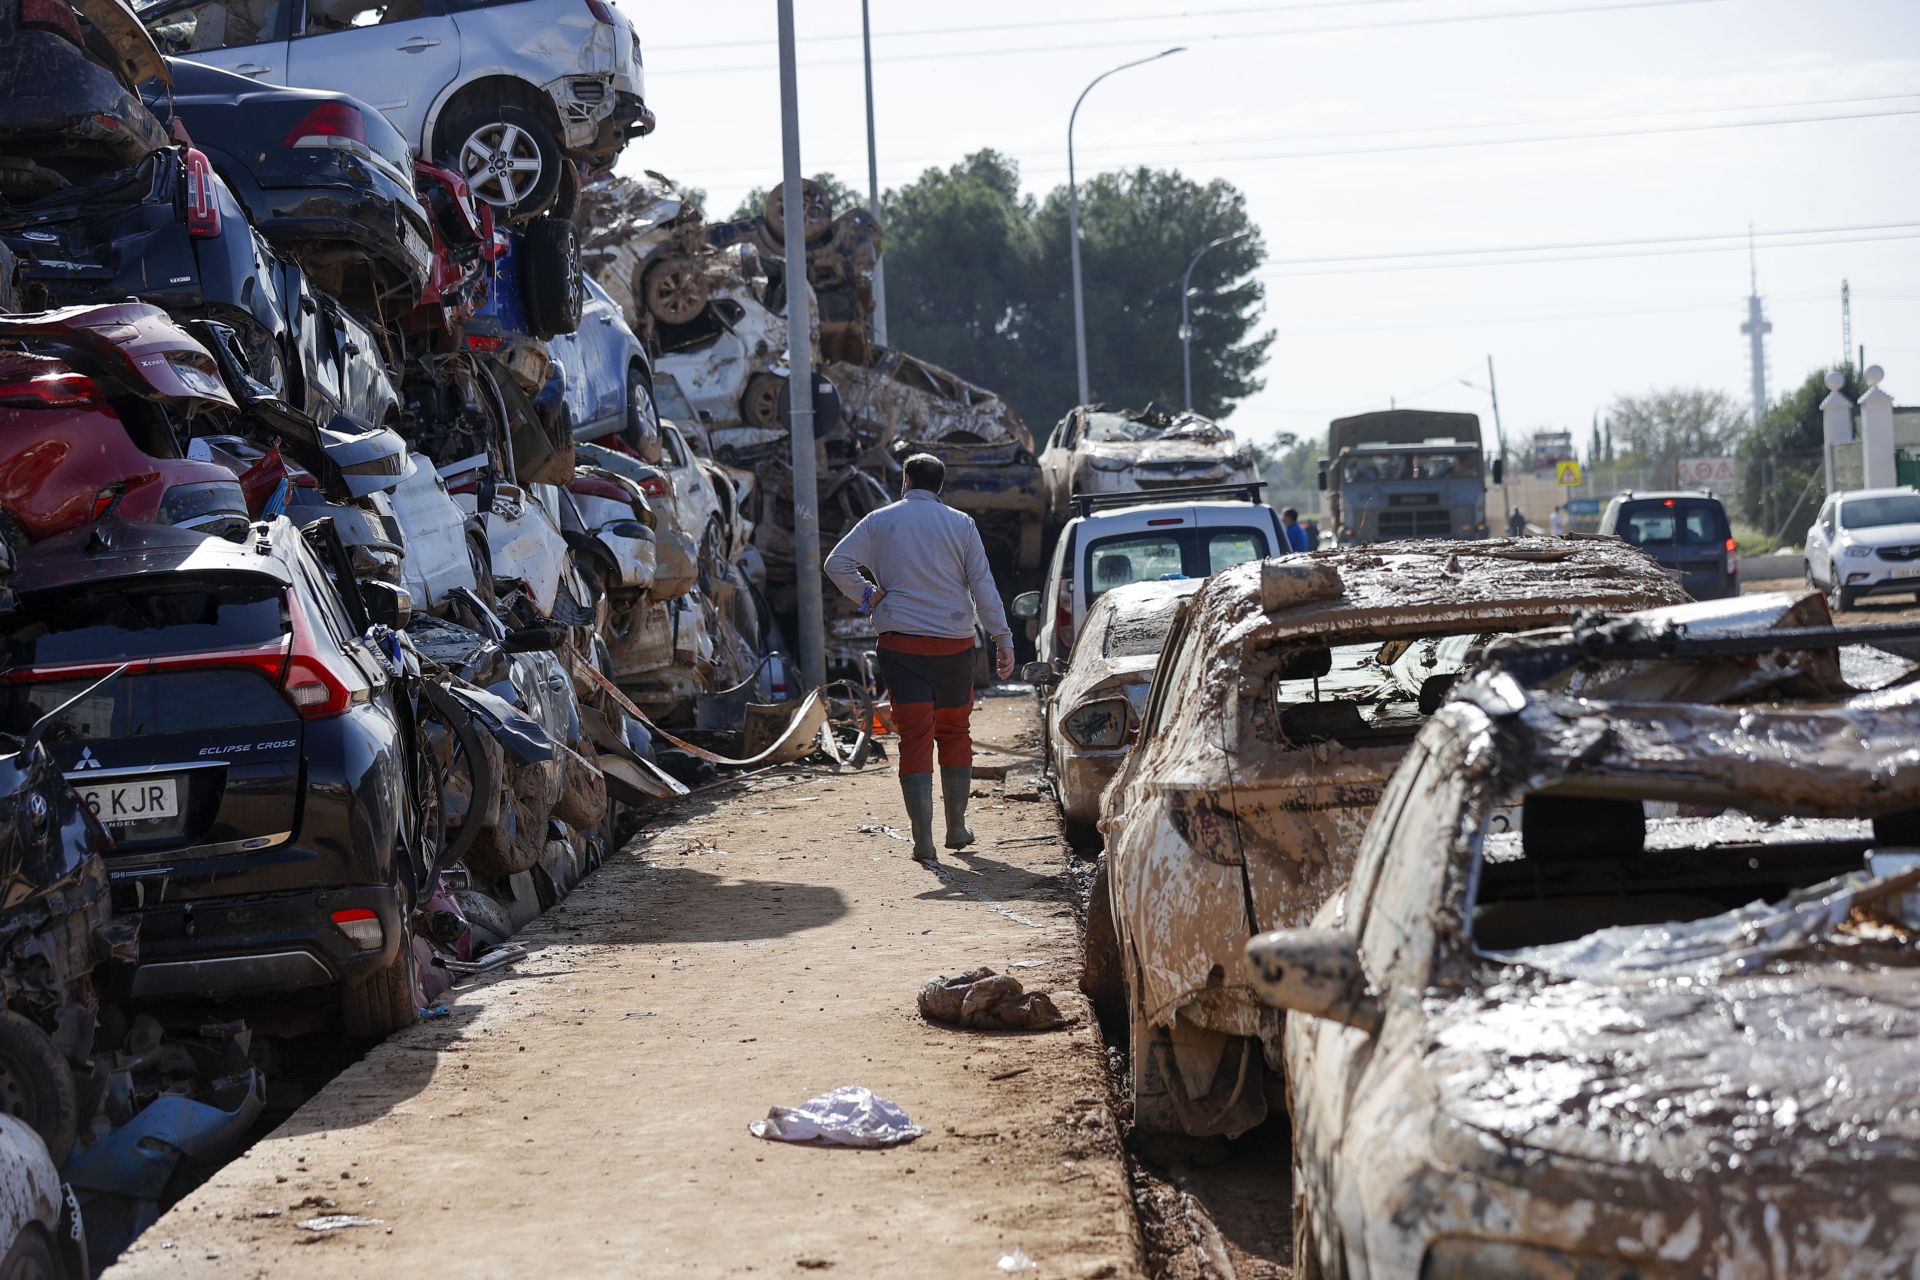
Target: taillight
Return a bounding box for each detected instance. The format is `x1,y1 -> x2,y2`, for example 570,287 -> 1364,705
584,0 -> 615,23
1726,536 -> 1739,575
283,594 -> 354,719
638,475 -> 669,498
282,101 -> 368,150
331,907 -> 383,950
0,368 -> 102,408
20,0 -> 82,44
465,334 -> 504,352
184,148 -> 221,239
1055,576 -> 1075,656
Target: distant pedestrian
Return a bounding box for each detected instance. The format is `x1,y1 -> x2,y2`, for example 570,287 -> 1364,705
1548,504 -> 1568,537
1506,508 -> 1527,537
1280,507 -> 1310,553
825,453 -> 1014,864
1303,518 -> 1321,550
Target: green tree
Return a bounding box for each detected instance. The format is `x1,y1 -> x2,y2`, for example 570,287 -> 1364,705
1607,387 -> 1745,472
880,152 -> 1270,433
1735,366 -> 1863,547
1253,431 -> 1323,501
729,172 -> 865,223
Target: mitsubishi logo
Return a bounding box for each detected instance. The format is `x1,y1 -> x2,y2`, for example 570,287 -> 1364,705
74,748 -> 102,771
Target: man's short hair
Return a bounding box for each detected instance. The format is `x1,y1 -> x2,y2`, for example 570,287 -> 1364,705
903,453 -> 946,493
1281,507 -> 1299,522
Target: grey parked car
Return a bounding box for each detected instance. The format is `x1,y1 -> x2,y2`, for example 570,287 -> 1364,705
1598,489 -> 1737,599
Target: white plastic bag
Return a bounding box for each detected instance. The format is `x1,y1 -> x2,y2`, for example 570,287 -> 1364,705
748,1085 -> 924,1148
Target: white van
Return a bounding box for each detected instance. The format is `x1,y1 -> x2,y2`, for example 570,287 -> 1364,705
1012,483 -> 1286,667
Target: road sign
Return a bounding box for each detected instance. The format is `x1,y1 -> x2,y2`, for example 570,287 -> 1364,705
1555,460 -> 1583,486
1677,456 -> 1737,487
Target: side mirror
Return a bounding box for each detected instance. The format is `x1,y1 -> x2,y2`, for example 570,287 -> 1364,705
1243,928 -> 1381,1033
1010,590 -> 1042,620
1316,460 -> 1328,492
1490,458 -> 1505,485
1019,660 -> 1060,686
361,580 -> 413,632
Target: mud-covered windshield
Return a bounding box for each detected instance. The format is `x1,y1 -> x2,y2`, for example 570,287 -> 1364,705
1267,629 -> 1497,747
1841,494 -> 1920,529
1082,415 -> 1171,444
1340,450 -> 1477,484
1102,592 -> 1187,660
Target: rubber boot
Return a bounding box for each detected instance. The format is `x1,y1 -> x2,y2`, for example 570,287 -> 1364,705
900,774 -> 938,862
941,766 -> 975,850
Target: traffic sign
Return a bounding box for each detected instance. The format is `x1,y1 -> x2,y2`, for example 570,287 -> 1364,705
1555,460 -> 1583,486
1677,456 -> 1737,486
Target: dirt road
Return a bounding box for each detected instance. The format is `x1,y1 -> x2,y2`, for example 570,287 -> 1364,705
105,695 -> 1141,1280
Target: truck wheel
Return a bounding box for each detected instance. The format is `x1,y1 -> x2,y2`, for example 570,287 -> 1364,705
0,1014 -> 76,1164
341,938 -> 419,1040
1080,856 -> 1123,1025
519,215 -> 583,339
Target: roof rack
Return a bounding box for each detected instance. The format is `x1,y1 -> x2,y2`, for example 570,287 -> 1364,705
1071,481 -> 1267,518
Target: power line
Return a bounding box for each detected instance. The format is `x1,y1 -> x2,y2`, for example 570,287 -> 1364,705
649,0 -> 1429,52
1256,227 -> 1920,277
656,0 -> 1726,76
654,91 -> 1920,179
1262,220 -> 1920,269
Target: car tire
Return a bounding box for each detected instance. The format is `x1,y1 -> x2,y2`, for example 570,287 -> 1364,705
623,364 -> 658,457
1079,856 -> 1124,1024
1829,564 -> 1857,613
640,254 -> 709,326
0,1014 -> 76,1165
518,215 -> 584,340
550,156 -> 581,223
442,103 -> 562,224
341,936 -> 419,1040
761,178 -> 833,246
0,1225 -> 65,1280
740,371 -> 785,430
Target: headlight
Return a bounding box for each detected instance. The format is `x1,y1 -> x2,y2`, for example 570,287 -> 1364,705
1087,454 -> 1133,472
1422,1239 -> 1674,1280
1845,544 -> 1875,558
1062,697 -> 1129,748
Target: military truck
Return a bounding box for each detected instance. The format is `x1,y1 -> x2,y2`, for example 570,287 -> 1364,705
1318,409 -> 1502,544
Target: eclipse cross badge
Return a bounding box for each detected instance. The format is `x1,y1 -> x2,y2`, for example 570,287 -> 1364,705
74,748 -> 102,771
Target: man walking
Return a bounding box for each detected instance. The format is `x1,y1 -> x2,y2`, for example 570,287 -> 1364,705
1279,507 -> 1310,553
825,453 -> 1015,863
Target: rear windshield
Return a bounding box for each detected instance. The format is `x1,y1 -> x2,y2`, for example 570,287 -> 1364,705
1102,592 -> 1188,659
1084,525 -> 1270,604
1841,494 -> 1920,530
1616,499 -> 1728,546
2,582 -> 286,667
1266,630 -> 1499,749
0,670 -> 294,742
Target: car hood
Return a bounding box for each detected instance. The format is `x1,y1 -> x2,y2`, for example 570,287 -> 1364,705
1845,520 -> 1920,549
1079,437 -> 1247,466
1427,950 -> 1920,1183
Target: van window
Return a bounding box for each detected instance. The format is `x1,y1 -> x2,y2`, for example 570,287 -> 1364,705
1086,534 -> 1183,603
1616,499 -> 1728,546
1207,530 -> 1264,574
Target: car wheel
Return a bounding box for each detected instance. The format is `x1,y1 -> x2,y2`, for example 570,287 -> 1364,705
1829,565 -> 1858,613
623,364 -> 659,458
518,215 -> 584,339
640,254 -> 709,326
340,934 -> 419,1040
740,371 -> 785,430
1079,856 -> 1123,1024
444,103 -> 562,223
0,1225 -> 64,1280
550,156 -> 581,222
761,178 -> 833,246
0,1014 -> 76,1165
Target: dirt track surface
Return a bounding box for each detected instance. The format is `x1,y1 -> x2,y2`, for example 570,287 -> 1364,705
104,695 -> 1141,1280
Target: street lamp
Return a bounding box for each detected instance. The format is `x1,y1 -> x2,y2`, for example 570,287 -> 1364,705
1180,229 -> 1251,412
1068,46 -> 1184,407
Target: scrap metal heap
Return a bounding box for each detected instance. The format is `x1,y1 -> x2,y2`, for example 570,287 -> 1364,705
578,173 -> 1047,671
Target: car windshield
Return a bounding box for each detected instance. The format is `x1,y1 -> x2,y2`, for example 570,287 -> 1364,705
1102,592 -> 1188,659
1266,629 -> 1499,748
1082,415 -> 1169,444
1340,451 -> 1475,484
1841,494 -> 1920,529
1617,499 -> 1728,546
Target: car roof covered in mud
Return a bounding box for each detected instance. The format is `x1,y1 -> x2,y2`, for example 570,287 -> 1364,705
10,517 -> 294,595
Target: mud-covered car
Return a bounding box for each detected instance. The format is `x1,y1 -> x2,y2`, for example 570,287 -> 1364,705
1039,405 -> 1258,527
1083,539 -> 1686,1136
0,1114 -> 88,1278
1030,578 -> 1201,833
1253,592 -> 1920,1278
0,518 -> 425,1038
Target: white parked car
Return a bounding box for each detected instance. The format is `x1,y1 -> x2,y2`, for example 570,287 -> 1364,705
138,0 -> 652,220
1804,485 -> 1920,610
1038,405 -> 1258,527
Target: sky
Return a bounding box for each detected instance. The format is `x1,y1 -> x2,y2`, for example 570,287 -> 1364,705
614,0 -> 1920,454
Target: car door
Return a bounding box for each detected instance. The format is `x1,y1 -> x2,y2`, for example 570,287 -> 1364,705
282,0 -> 458,153
578,279 -> 628,433
1806,500 -> 1834,585
139,0 -> 293,81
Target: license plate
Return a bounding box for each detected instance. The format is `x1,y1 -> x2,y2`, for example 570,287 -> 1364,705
1891,566 -> 1920,580
75,777 -> 180,827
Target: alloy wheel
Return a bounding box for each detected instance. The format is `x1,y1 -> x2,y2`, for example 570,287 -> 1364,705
459,121 -> 544,209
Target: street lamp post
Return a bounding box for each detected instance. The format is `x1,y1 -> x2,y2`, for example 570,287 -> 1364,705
1180,230 -> 1251,412
1068,46 -> 1183,407
860,0 -> 887,346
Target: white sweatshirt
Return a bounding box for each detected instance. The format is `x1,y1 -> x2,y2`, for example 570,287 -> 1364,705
824,489 -> 1012,643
